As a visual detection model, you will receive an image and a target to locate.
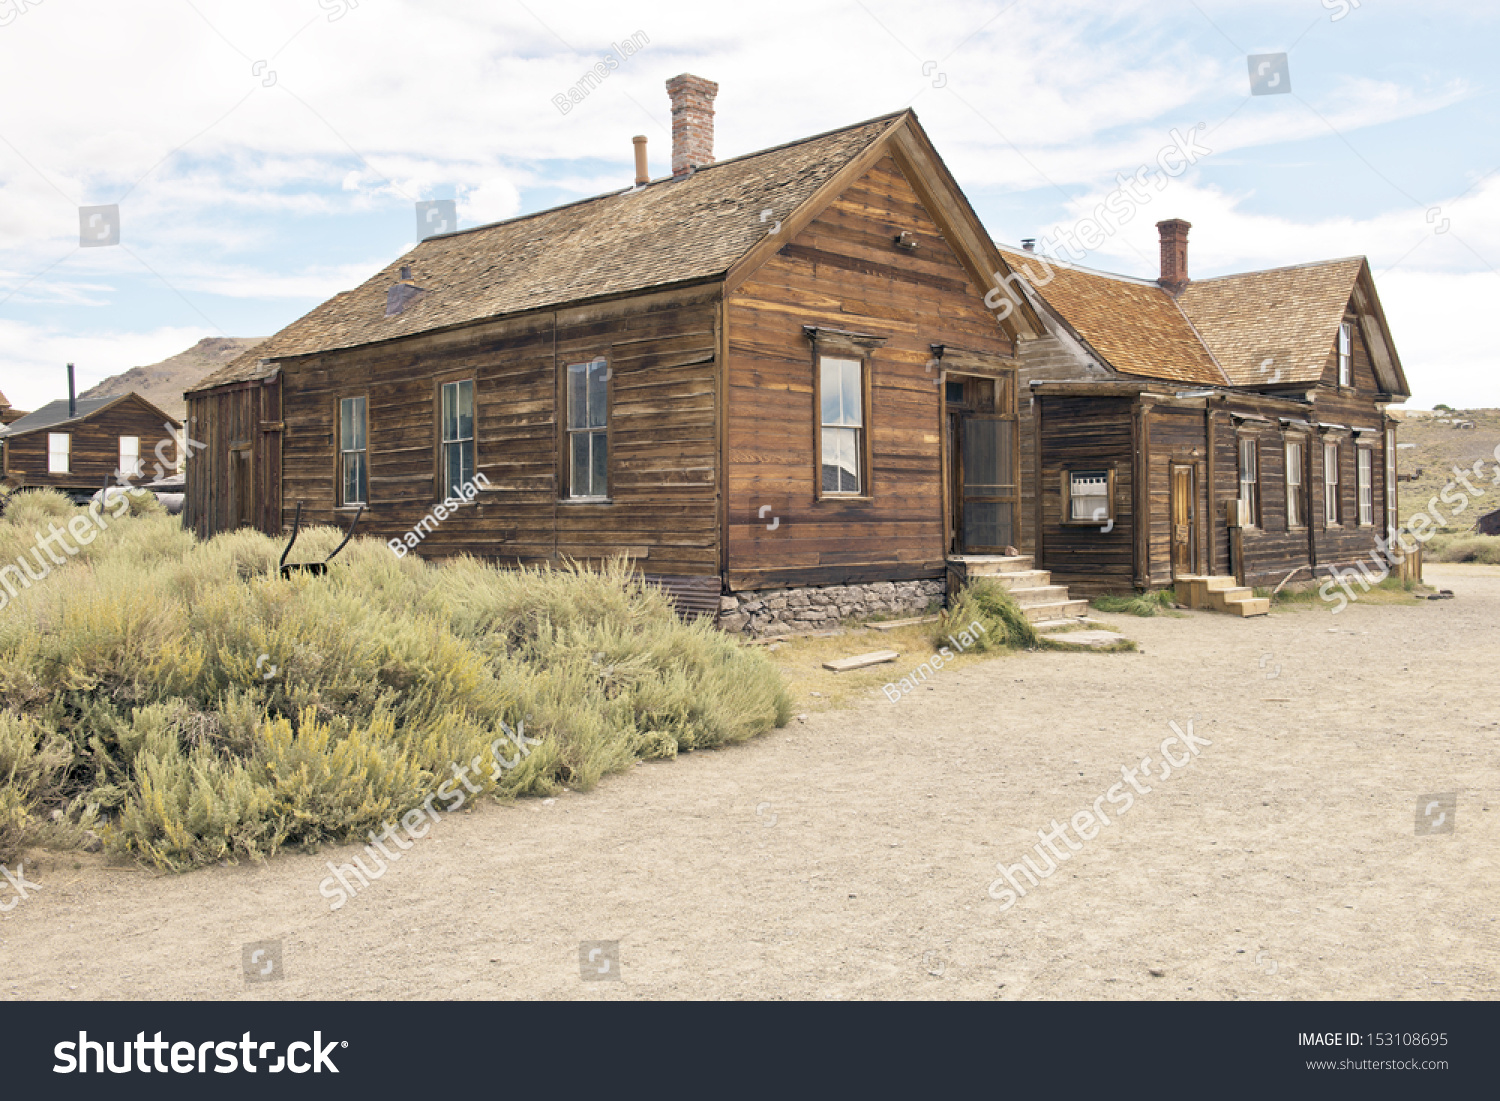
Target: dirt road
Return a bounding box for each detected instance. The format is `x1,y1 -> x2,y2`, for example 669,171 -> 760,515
5,565 -> 1497,1000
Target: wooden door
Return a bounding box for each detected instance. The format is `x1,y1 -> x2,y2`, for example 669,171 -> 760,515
958,415 -> 1017,553
1170,464 -> 1195,578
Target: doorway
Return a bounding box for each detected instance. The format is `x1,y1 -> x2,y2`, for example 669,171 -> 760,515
1170,463 -> 1196,578
945,374 -> 1018,554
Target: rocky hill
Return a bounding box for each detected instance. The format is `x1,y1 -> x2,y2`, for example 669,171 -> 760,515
80,336 -> 266,421
1390,407 -> 1500,531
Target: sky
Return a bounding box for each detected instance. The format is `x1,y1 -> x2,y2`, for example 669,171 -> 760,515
0,0 -> 1495,413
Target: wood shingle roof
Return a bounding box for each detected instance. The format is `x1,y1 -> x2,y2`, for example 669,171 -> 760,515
1175,257 -> 1368,386
192,113 -> 906,393
998,248 -> 1227,386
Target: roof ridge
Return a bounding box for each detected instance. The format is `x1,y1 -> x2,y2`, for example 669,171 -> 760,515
420,111 -> 909,246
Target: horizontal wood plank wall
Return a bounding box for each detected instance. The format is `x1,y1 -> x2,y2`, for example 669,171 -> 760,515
5,396 -> 179,494
1035,394 -> 1135,593
724,155 -> 1016,591
269,285 -> 720,573
1015,331 -> 1109,556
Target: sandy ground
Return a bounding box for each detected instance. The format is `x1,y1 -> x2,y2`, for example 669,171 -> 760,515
3,565 -> 1497,1001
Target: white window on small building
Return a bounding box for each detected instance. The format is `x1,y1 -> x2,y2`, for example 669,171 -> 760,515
1338,321 -> 1353,387
119,435 -> 141,479
48,432 -> 70,474
1323,441 -> 1340,526
1357,448 -> 1374,526
1067,469 -> 1111,523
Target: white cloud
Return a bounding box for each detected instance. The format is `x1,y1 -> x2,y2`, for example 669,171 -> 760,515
0,321 -> 211,412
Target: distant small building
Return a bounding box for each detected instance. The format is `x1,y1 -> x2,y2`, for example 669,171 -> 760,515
0,393 -> 181,497
1478,508 -> 1500,537
0,390 -> 27,426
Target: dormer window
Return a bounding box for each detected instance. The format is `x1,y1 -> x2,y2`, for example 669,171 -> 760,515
1337,321 -> 1353,387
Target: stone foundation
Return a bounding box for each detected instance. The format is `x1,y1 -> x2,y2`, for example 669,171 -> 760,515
718,578 -> 947,637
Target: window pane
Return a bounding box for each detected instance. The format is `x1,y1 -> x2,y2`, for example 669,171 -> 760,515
1069,471 -> 1109,521
568,363 -> 587,430
48,433 -> 69,473
456,381 -> 473,440
571,432 -> 590,497
821,426 -> 860,494
820,359 -> 843,425
341,397 -> 366,451
442,382 -> 457,440
821,357 -> 862,427
840,361 -> 862,428
590,430 -> 608,496
588,359 -> 608,428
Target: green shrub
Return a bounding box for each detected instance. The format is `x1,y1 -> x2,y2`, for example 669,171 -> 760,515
0,504 -> 792,869
1092,589 -> 1178,617
928,578 -> 1038,652
1431,535 -> 1500,565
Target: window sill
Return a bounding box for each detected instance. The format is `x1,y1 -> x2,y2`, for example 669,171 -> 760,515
559,497 -> 612,505
817,495 -> 873,502
1061,518 -> 1115,527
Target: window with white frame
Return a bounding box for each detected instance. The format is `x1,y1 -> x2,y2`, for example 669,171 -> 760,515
1285,440 -> 1305,528
118,436 -> 141,479
339,396 -> 368,506
1338,321 -> 1353,387
440,380 -> 475,499
1324,441 -> 1340,525
48,432 -> 70,474
566,358 -> 608,498
1238,438 -> 1259,527
819,355 -> 865,495
1357,447 -> 1373,526
1067,469 -> 1111,523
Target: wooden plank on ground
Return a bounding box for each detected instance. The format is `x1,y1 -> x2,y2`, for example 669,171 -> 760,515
822,650 -> 901,672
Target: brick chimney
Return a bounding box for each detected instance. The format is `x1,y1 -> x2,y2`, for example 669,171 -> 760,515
1156,218 -> 1191,294
666,74 -> 718,177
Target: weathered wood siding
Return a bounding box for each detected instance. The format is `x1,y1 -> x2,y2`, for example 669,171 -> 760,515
261,285 -> 720,573
724,155 -> 1016,590
1016,326 -> 1109,556
184,378 -> 283,539
1034,394 -> 1135,593
4,395 -> 180,494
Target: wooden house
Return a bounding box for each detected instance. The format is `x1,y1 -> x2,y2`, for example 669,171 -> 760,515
1007,220 -> 1411,604
1477,508 -> 1500,537
1,390 -> 182,499
187,75 -> 1097,633
0,390 -> 27,427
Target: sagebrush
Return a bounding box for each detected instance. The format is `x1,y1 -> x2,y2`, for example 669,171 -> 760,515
0,490 -> 791,869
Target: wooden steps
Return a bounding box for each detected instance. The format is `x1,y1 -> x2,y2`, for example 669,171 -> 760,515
1174,575 -> 1270,617
949,554 -> 1089,628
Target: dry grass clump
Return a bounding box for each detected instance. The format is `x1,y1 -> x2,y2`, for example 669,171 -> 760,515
0,500 -> 790,869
